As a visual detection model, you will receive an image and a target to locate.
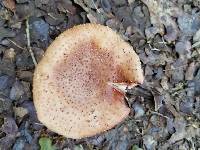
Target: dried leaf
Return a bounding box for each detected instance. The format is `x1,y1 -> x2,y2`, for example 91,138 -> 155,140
1,117 -> 18,135
14,106 -> 28,118
161,117 -> 200,148
0,27 -> 16,41
2,0 -> 16,12
141,0 -> 181,42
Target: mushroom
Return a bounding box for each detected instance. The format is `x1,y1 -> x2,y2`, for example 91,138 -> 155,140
33,23 -> 144,139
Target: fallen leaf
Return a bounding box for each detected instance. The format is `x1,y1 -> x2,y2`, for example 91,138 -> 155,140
2,0 -> 16,12
14,106 -> 28,118
74,145 -> 84,150
39,137 -> 56,150
0,27 -> 16,41
1,117 -> 18,135
141,0 -> 181,42
132,145 -> 143,150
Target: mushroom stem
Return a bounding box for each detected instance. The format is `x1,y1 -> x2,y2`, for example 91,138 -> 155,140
108,82 -> 138,94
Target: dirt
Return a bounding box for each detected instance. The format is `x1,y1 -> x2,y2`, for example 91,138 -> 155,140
0,0 -> 199,150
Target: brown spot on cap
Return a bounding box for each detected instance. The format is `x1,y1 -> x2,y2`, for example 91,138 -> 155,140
33,23 -> 144,139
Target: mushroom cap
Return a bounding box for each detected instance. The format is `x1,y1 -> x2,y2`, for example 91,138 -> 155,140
33,24 -> 144,139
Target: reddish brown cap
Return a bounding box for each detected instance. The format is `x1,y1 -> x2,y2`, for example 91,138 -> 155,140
33,24 -> 144,139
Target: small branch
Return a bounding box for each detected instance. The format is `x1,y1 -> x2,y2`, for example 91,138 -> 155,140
47,13 -> 57,20
150,110 -> 170,119
92,0 -> 100,13
7,39 -> 26,51
148,43 -> 160,51
26,18 -> 37,66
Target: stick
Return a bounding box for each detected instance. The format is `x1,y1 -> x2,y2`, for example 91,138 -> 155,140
7,39 -> 26,51
26,18 -> 37,66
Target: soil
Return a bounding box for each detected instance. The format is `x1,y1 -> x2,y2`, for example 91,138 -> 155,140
0,0 -> 199,150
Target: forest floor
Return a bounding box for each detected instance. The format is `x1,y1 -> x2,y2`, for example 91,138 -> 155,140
0,0 -> 199,149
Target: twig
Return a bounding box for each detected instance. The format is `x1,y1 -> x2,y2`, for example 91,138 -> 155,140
7,39 -> 26,51
26,18 -> 37,66
34,122 -> 43,126
92,0 -> 100,13
47,13 -> 57,20
148,43 -> 160,51
150,110 -> 170,119
159,36 -> 168,47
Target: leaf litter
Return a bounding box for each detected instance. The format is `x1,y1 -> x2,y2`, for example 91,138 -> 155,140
0,0 -> 199,149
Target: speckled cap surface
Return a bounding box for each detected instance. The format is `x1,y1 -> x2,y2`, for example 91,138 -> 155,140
33,23 -> 144,139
